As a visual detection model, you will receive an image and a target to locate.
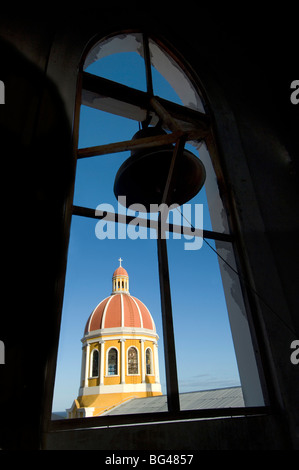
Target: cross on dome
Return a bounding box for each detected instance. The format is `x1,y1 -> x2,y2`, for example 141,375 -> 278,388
112,258 -> 129,294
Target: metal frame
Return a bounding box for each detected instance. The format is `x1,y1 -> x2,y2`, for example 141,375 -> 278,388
82,72 -> 209,138
49,33 -> 268,432
49,405 -> 270,432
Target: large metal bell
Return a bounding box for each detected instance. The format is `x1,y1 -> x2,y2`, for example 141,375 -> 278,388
114,126 -> 206,212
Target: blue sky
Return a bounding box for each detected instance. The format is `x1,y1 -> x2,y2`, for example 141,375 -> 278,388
52,51 -> 241,412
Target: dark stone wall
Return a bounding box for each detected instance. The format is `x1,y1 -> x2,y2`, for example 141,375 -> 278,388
0,4 -> 298,449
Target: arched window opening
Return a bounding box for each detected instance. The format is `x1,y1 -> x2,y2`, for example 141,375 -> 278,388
146,348 -> 153,375
91,349 -> 99,377
127,347 -> 138,375
107,348 -> 118,376
52,30 -> 266,421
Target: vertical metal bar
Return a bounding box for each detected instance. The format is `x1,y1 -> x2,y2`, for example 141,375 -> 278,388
161,136 -> 187,206
156,136 -> 185,414
157,217 -> 180,413
143,33 -> 154,97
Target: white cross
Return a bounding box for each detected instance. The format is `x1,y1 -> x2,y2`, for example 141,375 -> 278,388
118,257 -> 123,267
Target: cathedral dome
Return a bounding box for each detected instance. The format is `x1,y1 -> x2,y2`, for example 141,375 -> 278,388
84,259 -> 156,334
84,293 -> 156,334
68,258 -> 162,419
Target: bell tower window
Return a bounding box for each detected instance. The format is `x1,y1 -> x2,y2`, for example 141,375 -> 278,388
52,30 -> 266,425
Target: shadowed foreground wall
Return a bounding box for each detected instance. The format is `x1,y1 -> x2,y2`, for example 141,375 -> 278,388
0,4 -> 298,450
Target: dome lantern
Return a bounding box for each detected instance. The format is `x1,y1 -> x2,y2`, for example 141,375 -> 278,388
112,257 -> 129,294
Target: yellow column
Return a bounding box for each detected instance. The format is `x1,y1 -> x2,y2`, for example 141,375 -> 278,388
99,340 -> 105,385
153,341 -> 160,384
84,343 -> 90,387
140,339 -> 145,383
120,338 -> 126,384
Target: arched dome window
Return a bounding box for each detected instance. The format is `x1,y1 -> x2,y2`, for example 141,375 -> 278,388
146,348 -> 153,375
90,348 -> 99,378
127,347 -> 138,375
107,348 -> 118,376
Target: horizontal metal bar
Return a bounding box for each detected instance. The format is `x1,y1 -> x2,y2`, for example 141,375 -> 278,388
77,131 -> 183,159
72,205 -> 233,242
48,405 -> 270,433
82,71 -> 149,110
82,72 -> 210,134
150,96 -> 182,134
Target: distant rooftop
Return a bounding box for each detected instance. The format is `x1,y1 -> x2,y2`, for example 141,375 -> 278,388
52,387 -> 244,420
101,386 -> 244,416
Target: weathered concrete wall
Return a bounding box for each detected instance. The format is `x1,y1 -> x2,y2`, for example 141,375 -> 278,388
45,414 -> 289,450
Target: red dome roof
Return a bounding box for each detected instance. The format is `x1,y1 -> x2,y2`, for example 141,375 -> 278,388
84,293 -> 155,334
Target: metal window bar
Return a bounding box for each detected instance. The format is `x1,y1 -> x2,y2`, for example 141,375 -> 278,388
49,405 -> 270,432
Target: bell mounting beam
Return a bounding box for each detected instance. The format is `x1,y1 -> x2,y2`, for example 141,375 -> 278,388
77,96 -> 207,160
150,96 -> 182,134
81,72 -> 210,137
77,130 -> 183,159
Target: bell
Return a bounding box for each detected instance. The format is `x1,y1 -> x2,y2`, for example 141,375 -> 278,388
114,126 -> 206,212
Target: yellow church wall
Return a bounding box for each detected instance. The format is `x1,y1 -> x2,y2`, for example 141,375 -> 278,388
145,375 -> 155,384
105,375 -> 120,385
77,389 -> 162,417
125,339 -> 139,348
84,335 -> 158,387
88,377 -> 98,387
104,339 -> 120,350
